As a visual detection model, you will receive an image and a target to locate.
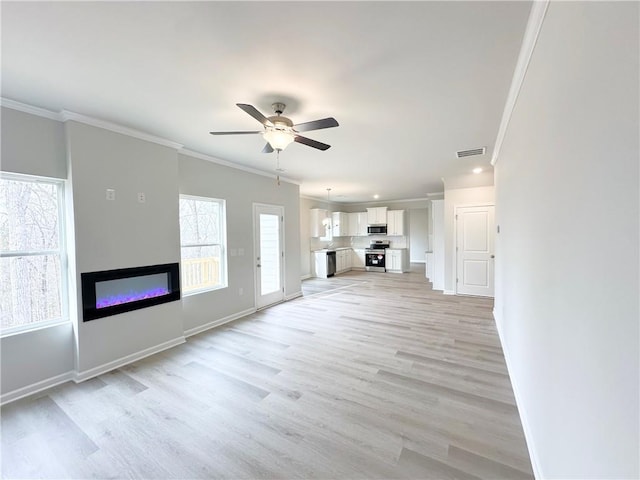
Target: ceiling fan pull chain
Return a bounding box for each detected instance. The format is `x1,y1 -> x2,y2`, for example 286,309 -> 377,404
276,150 -> 281,186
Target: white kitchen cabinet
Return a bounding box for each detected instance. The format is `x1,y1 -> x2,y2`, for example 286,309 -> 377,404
367,207 -> 387,225
312,251 -> 328,278
310,208 -> 330,238
332,212 -> 348,237
336,249 -> 351,274
386,249 -> 408,273
387,210 -> 405,236
347,212 -> 369,237
348,213 -> 358,237
352,249 -> 366,269
356,212 -> 368,236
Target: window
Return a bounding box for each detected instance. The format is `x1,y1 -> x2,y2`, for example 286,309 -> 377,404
179,195 -> 227,295
1,173 -> 67,334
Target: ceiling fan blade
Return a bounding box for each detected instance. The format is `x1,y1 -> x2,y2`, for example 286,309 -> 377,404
294,135 -> 331,151
293,117 -> 339,132
209,131 -> 262,135
262,143 -> 274,154
236,103 -> 273,126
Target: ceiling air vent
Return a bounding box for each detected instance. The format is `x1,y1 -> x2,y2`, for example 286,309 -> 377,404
456,147 -> 486,158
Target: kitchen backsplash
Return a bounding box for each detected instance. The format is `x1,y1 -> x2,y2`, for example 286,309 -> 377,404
351,235 -> 408,249
310,235 -> 407,250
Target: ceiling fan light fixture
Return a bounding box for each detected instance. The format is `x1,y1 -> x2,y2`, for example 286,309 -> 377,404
263,128 -> 295,151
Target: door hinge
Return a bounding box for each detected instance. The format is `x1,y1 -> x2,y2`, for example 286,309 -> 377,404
456,278 -> 459,283
455,214 -> 458,220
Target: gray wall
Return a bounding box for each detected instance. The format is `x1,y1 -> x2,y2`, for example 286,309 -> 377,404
1,107 -> 66,178
179,153 -> 301,332
0,107 -> 74,396
1,106 -> 302,400
408,208 -> 428,262
494,2 -> 639,478
66,121 -> 183,375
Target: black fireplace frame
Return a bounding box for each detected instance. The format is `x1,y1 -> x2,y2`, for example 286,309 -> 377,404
81,263 -> 180,322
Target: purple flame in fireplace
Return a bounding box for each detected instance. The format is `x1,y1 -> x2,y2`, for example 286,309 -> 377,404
96,287 -> 171,309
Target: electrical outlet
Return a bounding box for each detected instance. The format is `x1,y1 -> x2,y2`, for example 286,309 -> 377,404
137,192 -> 146,203
106,189 -> 116,201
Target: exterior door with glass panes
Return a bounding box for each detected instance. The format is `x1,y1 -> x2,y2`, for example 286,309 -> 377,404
254,204 -> 284,308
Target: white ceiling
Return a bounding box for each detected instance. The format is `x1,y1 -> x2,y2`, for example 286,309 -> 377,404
1,1 -> 531,203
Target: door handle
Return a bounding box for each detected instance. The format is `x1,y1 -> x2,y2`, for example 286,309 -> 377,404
257,264 -> 261,268
490,255 -> 495,259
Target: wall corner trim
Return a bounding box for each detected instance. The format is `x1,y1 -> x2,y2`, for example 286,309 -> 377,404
491,0 -> 550,166
74,336 -> 186,382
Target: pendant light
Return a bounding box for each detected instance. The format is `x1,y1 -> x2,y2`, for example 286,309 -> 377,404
322,188 -> 332,228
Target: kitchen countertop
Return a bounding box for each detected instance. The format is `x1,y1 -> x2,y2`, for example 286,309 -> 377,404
312,247 -> 352,252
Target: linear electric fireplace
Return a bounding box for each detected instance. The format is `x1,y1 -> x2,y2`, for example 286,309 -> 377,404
81,263 -> 180,321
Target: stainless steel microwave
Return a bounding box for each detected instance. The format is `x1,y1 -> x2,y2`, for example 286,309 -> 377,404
367,225 -> 387,235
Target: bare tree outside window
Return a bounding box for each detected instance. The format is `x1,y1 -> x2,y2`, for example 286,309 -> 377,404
179,196 -> 227,294
1,175 -> 66,332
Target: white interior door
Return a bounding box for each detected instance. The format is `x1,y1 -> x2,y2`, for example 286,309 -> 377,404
254,204 -> 284,309
456,205 -> 495,297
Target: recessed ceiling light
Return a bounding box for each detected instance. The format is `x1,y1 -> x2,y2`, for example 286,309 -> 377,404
373,194 -> 380,199
472,167 -> 483,174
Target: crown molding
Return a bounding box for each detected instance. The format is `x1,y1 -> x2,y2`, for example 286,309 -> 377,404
1,97 -> 302,182
491,0 -> 549,166
301,194 -> 433,205
61,110 -> 183,150
1,98 -> 61,121
1,98 -> 184,150
179,148 -> 301,186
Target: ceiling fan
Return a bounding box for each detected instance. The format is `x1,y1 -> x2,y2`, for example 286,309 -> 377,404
210,103 -> 339,153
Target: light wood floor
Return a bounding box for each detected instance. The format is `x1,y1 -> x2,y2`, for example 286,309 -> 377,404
1,265 -> 533,479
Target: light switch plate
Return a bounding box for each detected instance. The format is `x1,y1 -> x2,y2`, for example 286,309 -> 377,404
137,192 -> 146,203
106,189 -> 115,201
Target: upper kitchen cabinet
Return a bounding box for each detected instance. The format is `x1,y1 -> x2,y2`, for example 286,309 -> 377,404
332,212 -> 348,237
387,210 -> 405,236
367,207 -> 387,225
310,208 -> 330,238
348,212 -> 369,236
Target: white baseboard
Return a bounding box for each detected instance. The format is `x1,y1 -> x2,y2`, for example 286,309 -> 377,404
300,274 -> 312,281
2,308 -> 259,405
285,291 -> 303,301
184,307 -> 256,338
493,308 -> 543,479
443,289 -> 455,295
74,336 -> 186,382
0,371 -> 75,406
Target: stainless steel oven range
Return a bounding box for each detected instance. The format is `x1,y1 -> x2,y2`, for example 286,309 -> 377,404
365,240 -> 390,272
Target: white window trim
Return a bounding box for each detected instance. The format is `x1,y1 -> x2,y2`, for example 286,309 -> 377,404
179,194 -> 228,296
0,172 -> 70,337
